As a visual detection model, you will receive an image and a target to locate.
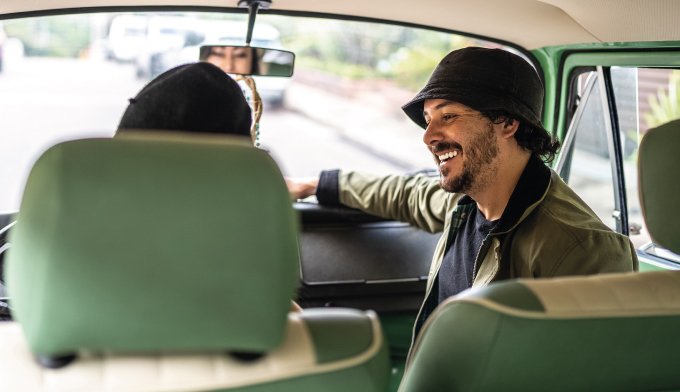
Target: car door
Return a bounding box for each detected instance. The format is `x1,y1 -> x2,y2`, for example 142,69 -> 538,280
552,52 -> 680,271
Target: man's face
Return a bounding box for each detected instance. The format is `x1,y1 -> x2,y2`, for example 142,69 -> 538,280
423,99 -> 500,194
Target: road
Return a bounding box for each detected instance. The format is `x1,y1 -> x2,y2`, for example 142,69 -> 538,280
0,57 -> 432,211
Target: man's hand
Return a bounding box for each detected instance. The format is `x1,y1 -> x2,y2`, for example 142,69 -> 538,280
291,300 -> 302,312
285,177 -> 319,200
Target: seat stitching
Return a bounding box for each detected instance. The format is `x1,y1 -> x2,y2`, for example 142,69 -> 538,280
548,238 -> 586,277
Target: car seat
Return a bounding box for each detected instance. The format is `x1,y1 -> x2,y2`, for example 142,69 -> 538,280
0,133 -> 389,392
398,120 -> 680,392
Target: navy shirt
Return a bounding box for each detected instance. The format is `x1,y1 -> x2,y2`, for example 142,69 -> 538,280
438,206 -> 497,303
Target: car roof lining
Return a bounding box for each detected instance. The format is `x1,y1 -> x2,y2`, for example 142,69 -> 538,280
1,0 -> 678,50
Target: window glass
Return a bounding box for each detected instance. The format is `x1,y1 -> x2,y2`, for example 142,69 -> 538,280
561,72 -> 618,230
611,67 -> 680,261
0,12 -> 523,212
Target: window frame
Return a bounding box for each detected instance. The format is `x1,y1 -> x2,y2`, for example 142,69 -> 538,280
558,51 -> 680,270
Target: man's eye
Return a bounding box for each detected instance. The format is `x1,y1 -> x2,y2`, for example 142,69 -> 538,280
443,115 -> 456,121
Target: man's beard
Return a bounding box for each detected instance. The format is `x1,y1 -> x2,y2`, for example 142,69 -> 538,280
439,124 -> 500,194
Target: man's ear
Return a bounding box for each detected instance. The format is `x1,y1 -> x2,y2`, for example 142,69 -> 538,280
501,118 -> 520,139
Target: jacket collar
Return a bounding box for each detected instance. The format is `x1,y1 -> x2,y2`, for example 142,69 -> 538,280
456,155 -> 551,234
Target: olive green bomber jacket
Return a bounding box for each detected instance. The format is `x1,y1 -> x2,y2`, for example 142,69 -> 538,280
332,159 -> 639,348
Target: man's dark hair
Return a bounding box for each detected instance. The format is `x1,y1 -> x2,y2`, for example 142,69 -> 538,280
483,111 -> 561,163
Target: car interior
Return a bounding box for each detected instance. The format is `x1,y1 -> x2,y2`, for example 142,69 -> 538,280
1,1 -> 680,391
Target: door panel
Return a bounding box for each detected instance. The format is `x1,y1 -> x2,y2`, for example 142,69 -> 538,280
295,202 -> 436,311
294,202 -> 437,392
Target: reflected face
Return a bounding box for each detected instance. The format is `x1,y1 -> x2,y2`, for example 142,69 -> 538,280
423,99 -> 500,194
204,46 -> 253,75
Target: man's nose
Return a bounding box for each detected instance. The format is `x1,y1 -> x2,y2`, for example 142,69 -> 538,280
423,121 -> 441,147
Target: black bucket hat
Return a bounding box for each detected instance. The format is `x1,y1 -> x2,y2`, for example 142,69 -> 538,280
402,47 -> 546,133
118,62 -> 252,137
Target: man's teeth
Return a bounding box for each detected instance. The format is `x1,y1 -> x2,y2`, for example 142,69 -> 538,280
437,151 -> 458,161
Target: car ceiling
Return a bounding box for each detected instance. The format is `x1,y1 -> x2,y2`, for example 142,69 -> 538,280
1,0 -> 680,50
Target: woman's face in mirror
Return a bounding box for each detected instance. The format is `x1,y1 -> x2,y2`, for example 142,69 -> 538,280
204,46 -> 253,75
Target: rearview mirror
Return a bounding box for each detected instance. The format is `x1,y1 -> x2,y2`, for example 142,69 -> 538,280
199,46 -> 294,77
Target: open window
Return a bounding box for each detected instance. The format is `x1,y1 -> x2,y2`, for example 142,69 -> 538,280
560,63 -> 680,270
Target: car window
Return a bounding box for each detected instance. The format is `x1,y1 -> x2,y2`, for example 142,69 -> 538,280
556,71 -> 618,230
0,12 -> 526,212
610,66 -> 680,262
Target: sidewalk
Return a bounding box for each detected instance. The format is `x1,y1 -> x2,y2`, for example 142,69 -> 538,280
283,69 -> 435,172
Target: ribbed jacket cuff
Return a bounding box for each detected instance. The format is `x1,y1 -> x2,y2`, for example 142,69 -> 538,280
315,170 -> 340,205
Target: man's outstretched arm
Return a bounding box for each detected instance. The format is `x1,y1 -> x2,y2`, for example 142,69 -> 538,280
286,170 -> 456,234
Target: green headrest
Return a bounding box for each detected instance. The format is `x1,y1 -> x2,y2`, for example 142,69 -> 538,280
638,120 -> 680,254
6,133 -> 300,356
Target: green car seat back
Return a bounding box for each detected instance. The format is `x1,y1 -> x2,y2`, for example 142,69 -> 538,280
1,133 -> 389,392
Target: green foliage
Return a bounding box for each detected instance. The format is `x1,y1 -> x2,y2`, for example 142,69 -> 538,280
390,35 -> 475,91
295,57 -> 383,79
4,15 -> 90,58
264,16 -> 476,90
644,70 -> 680,129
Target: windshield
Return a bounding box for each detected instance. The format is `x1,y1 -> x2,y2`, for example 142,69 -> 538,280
0,11 -> 527,211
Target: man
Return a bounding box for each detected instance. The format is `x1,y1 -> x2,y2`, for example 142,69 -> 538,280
288,47 -> 637,345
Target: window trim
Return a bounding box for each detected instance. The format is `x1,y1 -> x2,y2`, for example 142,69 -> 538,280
597,66 -> 629,235
557,69 -> 628,234
554,71 -> 597,179
559,53 -> 680,267
637,249 -> 680,271
554,50 -> 680,142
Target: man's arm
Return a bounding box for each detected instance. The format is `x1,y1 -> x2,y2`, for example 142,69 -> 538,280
287,170 -> 455,234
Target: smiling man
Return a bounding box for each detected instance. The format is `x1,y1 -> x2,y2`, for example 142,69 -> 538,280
288,47 -> 637,343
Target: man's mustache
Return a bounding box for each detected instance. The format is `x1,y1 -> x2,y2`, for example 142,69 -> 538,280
432,141 -> 462,154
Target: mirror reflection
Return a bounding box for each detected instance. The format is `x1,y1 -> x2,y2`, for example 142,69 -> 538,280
199,46 -> 294,77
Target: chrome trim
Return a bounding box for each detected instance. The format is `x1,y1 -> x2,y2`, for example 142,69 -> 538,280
0,220 -> 16,237
365,277 -> 420,284
554,72 -> 597,176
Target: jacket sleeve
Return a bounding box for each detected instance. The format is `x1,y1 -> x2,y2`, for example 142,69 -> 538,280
337,171 -> 454,234
549,232 -> 640,276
